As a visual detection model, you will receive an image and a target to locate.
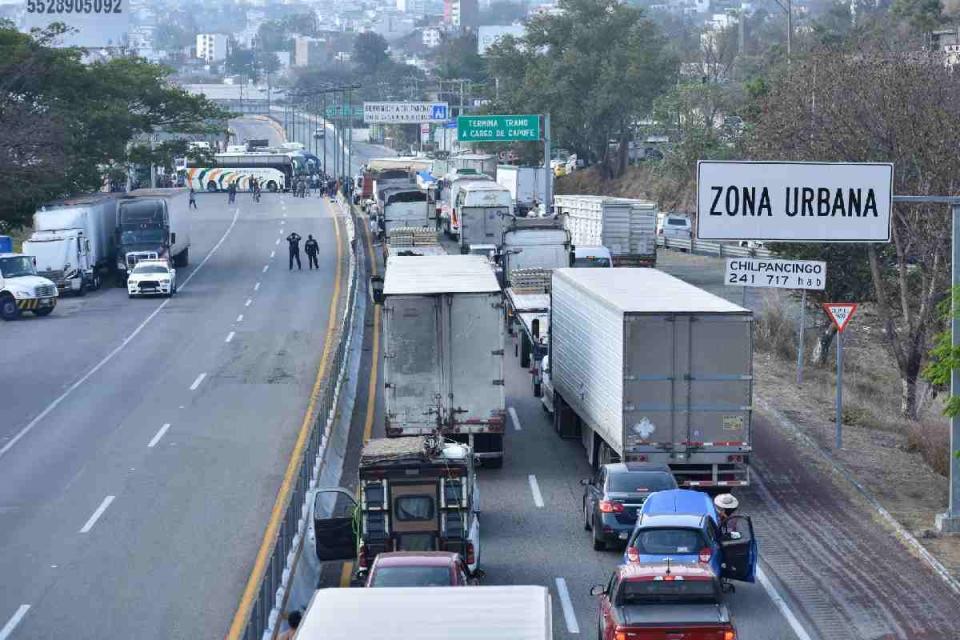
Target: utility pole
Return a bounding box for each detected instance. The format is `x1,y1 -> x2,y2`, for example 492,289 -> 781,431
543,113 -> 552,213
322,93 -> 327,177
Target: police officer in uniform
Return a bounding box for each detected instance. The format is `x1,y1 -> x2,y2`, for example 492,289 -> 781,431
286,231 -> 303,270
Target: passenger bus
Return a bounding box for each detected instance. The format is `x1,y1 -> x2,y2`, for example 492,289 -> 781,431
185,150 -> 316,192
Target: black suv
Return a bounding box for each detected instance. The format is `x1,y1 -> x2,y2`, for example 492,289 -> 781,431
581,463 -> 677,550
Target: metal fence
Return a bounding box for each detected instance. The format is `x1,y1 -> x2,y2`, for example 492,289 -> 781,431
657,236 -> 773,258
237,197 -> 360,640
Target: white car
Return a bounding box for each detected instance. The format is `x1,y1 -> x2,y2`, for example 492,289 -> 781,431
127,260 -> 177,298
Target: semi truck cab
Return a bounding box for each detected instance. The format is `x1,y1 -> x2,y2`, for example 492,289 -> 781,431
0,253 -> 59,320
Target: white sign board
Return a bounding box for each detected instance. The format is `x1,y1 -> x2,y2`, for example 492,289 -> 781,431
697,161 -> 893,242
725,258 -> 826,290
363,102 -> 449,124
22,0 -> 130,47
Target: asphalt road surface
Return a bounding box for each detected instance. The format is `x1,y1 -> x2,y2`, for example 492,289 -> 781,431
230,115 -> 285,148
0,191 -> 343,639
296,229 -> 960,640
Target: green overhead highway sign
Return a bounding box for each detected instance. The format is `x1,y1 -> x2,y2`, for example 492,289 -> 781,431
457,114 -> 541,142
325,105 -> 364,118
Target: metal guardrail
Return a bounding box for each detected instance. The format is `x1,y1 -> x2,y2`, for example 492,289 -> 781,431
238,196 -> 360,640
657,236 -> 773,258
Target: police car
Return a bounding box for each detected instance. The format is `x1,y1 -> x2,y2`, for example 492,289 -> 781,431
127,259 -> 177,298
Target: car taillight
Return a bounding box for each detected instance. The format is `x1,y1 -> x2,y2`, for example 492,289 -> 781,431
599,500 -> 624,513
626,546 -> 639,563
723,631 -> 737,640
698,547 -> 712,564
466,542 -> 476,565
357,543 -> 368,569
613,627 -> 627,640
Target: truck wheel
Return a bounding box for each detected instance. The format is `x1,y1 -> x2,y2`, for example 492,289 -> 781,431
520,335 -> 531,369
0,295 -> 20,320
175,248 -> 189,267
33,307 -> 54,317
267,181 -> 278,192
206,181 -> 218,192
76,281 -> 86,297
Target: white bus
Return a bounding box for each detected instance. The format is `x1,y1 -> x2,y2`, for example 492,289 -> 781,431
184,167 -> 286,192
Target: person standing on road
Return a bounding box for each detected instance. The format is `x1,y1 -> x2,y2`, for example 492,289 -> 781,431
227,181 -> 237,204
286,231 -> 303,270
305,234 -> 320,270
189,187 -> 197,209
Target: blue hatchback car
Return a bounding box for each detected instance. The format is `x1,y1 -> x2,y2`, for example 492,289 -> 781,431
622,489 -> 758,584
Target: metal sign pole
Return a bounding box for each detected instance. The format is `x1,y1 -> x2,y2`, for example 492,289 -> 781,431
543,112 -> 552,213
944,203 -> 960,530
797,288 -> 806,385
836,330 -> 844,449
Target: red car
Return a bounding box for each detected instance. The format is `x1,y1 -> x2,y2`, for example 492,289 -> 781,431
364,551 -> 479,588
591,563 -> 737,640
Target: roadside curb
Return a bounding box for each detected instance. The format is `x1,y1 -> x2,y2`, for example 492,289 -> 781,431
757,397 -> 960,597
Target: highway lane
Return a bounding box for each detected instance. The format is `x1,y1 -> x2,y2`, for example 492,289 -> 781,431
0,192 -> 345,639
230,115 -> 285,148
297,218 -> 804,640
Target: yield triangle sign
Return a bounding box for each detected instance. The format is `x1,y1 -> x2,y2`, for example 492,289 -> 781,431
823,303 -> 858,333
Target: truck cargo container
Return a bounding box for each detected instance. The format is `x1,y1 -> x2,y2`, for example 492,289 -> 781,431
439,170 -> 493,237
547,268 -> 752,487
22,193 -> 118,294
381,188 -> 432,237
450,152 -> 498,178
381,255 -> 506,467
115,188 -> 191,282
456,181 -> 512,253
554,195 -> 657,267
500,217 -> 571,285
496,165 -> 550,215
295,586 -> 552,640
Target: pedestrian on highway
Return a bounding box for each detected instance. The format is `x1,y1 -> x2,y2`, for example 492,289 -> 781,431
227,181 -> 237,204
286,231 -> 303,270
713,493 -> 740,536
189,188 -> 197,209
278,610 -> 302,640
305,234 -> 320,269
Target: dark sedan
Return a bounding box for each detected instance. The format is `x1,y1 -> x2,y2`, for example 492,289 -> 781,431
582,463 -> 677,550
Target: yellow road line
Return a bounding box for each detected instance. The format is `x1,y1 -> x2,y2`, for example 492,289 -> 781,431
362,215 -> 381,444
226,213 -> 344,640
340,561 -> 354,587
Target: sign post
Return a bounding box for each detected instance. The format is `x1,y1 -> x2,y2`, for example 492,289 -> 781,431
823,303 -> 858,449
724,257 -> 826,384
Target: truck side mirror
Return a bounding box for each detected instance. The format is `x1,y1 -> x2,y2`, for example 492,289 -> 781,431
589,585 -> 606,596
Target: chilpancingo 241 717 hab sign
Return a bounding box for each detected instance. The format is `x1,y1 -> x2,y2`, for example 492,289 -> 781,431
725,258 -> 826,290
697,161 -> 893,242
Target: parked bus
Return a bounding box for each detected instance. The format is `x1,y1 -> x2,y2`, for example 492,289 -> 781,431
184,167 -> 286,193
186,151 -> 311,192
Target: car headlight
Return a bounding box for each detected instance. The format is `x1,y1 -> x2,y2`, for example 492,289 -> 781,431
13,290 -> 26,299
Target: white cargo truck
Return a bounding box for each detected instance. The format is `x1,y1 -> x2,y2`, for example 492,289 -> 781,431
115,188 -> 191,282
380,255 -> 506,467
496,165 -> 549,215
439,170 -> 493,237
0,253 -> 59,320
554,194 -> 658,267
547,268 -> 752,487
500,217 -> 571,285
22,194 -> 118,295
296,586 -> 553,640
381,187 -> 432,238
456,182 -> 512,254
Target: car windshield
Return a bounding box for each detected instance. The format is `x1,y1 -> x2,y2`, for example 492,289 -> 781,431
120,229 -> 165,244
608,471 -> 676,494
370,566 -> 451,587
634,528 -> 706,555
0,256 -> 37,278
618,579 -> 718,605
133,264 -> 168,274
573,256 -> 611,268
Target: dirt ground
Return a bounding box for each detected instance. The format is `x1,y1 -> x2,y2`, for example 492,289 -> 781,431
752,290 -> 960,576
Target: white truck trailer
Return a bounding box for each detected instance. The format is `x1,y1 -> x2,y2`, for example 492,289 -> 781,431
496,165 -> 550,215
22,194 -> 118,295
439,170 -> 493,237
554,194 -> 658,267
296,586 -> 552,640
456,181 -> 512,254
381,187 -> 432,238
500,217 -> 571,286
380,255 -> 506,467
547,268 -> 753,487
115,188 -> 191,281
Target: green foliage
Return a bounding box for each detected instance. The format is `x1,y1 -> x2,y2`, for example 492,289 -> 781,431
226,45 -> 258,78
0,25 -> 229,229
155,23 -> 195,52
353,32 -> 390,71
924,287 -> 960,417
891,0 -> 945,33
485,0 -> 673,174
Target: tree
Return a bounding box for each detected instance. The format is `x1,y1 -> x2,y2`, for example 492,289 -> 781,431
0,25 -> 228,229
891,0 -> 945,34
225,45 -> 258,79
257,21 -> 293,53
434,34 -> 486,81
749,46 -> 960,418
479,0 -> 529,25
353,32 -> 390,71
486,0 -> 674,177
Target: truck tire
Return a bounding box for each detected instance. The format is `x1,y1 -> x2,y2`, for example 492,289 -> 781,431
206,181 -> 218,192
520,335 -> 531,369
76,281 -> 86,297
33,307 -> 54,317
267,181 -> 278,192
175,247 -> 189,267
0,294 -> 19,320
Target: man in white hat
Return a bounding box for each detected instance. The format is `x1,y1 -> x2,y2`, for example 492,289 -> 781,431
714,493 -> 740,537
